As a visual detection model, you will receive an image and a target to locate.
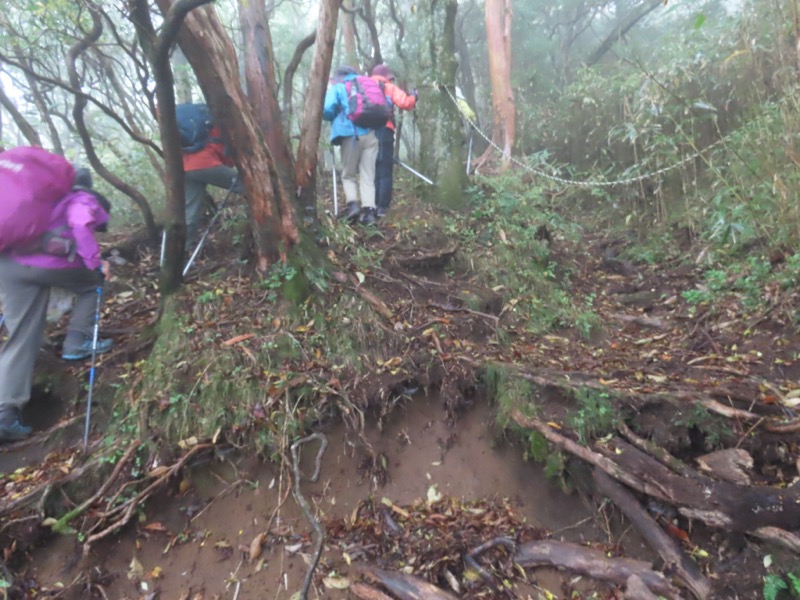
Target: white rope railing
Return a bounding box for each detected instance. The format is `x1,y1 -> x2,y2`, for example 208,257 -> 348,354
442,85 -> 726,188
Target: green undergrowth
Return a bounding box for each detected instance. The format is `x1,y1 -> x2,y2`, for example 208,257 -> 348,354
438,171 -> 600,338
485,362 -> 625,494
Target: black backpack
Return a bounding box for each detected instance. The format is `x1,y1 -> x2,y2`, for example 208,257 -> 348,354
176,103 -> 215,153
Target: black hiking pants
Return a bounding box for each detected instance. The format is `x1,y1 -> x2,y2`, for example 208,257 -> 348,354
374,127 -> 395,211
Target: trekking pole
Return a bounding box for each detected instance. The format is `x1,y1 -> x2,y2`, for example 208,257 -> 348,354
393,157 -> 435,186
466,127 -> 474,175
83,275 -> 104,451
159,228 -> 167,268
183,177 -> 239,278
331,147 -> 339,216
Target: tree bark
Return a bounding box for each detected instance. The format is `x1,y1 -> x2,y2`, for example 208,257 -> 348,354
157,0 -> 299,271
294,0 -> 340,229
67,6 -> 159,243
239,0 -> 294,192
477,0 -> 514,168
21,68 -> 64,154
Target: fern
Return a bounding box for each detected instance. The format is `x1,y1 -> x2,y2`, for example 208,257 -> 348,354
787,572 -> 800,597
763,573 -> 788,600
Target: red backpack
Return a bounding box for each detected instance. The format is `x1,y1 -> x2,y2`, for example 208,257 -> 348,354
0,147 -> 75,253
345,76 -> 391,129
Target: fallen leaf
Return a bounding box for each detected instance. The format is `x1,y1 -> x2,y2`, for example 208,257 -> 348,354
222,333 -> 254,346
143,522 -> 168,533
249,533 -> 265,562
323,575 -> 350,589
128,557 -> 144,581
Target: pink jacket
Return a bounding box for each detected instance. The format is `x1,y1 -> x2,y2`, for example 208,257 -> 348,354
13,190 -> 109,271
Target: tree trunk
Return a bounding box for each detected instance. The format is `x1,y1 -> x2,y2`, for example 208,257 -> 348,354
68,6 -> 159,243
157,0 -> 299,271
129,0 -> 212,292
477,0 -> 514,168
294,0 -> 340,228
417,0 -> 466,207
341,0 -> 358,67
239,0 -> 294,192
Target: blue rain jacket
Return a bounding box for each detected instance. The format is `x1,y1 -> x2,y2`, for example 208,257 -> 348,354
323,73 -> 371,145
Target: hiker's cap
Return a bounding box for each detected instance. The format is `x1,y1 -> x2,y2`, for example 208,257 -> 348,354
73,166 -> 93,189
335,66 -> 357,78
371,64 -> 394,79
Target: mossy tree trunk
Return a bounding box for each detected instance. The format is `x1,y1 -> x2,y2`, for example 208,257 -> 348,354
417,0 -> 467,209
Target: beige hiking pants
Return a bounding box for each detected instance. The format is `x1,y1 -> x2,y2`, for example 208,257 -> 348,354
340,131 -> 379,209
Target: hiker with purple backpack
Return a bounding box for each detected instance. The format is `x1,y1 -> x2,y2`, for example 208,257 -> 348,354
0,147 -> 113,442
323,66 -> 392,226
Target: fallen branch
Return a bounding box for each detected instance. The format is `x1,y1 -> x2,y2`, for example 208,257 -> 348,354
609,313 -> 668,330
0,414 -> 83,454
514,540 -> 681,599
349,277 -> 395,321
290,433 -> 328,600
593,469 -> 711,600
617,421 -> 697,478
511,410 -> 800,538
511,410 -> 670,502
428,301 -> 499,324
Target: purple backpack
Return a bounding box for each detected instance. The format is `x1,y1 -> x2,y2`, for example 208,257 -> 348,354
0,147 -> 75,253
345,76 -> 392,129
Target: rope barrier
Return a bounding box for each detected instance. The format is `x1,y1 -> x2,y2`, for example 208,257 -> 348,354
442,85 -> 727,189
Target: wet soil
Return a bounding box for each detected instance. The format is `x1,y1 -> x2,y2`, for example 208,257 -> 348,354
24,396 -> 632,599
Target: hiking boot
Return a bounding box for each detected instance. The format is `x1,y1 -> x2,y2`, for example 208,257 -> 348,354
338,202 -> 361,223
0,416 -> 32,443
360,207 -> 378,226
376,206 -> 388,219
62,337 -> 114,361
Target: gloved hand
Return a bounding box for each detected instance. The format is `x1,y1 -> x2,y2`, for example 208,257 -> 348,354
411,88 -> 419,101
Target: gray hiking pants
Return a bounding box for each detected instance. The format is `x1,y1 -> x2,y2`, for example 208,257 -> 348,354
0,257 -> 102,411
341,131 -> 379,209
185,165 -> 242,246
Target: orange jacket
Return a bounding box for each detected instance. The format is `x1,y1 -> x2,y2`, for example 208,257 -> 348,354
182,127 -> 234,172
371,75 -> 417,131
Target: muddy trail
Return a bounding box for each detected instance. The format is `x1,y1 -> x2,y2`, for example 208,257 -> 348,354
2,191 -> 800,599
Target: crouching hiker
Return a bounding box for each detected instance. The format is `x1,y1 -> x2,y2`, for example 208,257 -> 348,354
0,147 -> 113,442
324,66 -> 390,226
177,103 -> 243,251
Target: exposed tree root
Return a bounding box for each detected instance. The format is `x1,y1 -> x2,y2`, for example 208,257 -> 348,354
50,440 -> 141,534
593,469 -> 711,599
363,567 -> 459,600
512,411 -> 800,543
290,432 -> 328,600
514,540 -> 682,599
81,443 -> 212,556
